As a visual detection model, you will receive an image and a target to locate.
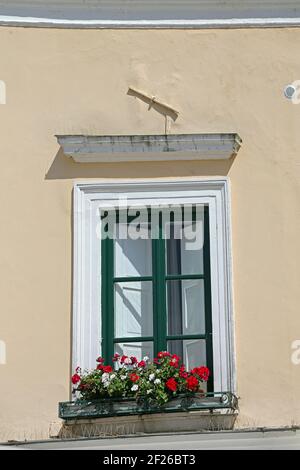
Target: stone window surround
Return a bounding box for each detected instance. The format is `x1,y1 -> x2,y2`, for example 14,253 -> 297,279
73,178 -> 236,395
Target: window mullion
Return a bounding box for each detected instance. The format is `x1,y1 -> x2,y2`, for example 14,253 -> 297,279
152,214 -> 167,356
101,236 -> 114,364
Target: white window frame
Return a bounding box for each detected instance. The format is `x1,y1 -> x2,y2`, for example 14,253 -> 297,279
73,178 -> 236,393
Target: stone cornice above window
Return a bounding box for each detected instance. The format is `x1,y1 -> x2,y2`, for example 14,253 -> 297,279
56,133 -> 242,163
0,1 -> 300,28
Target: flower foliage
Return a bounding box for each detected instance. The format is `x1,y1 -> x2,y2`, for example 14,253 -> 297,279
72,352 -> 209,406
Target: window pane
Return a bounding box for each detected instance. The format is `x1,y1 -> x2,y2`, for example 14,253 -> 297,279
114,223 -> 152,277
114,341 -> 153,361
168,338 -> 207,373
165,216 -> 204,276
167,279 -> 205,336
115,281 -> 153,337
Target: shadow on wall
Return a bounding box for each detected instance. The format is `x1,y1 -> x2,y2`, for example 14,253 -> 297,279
45,147 -> 236,180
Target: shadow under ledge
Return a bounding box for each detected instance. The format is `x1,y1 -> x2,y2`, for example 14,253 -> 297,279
45,148 -> 236,181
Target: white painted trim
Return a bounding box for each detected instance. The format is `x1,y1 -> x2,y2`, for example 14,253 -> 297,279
1,16 -> 300,29
73,178 -> 235,393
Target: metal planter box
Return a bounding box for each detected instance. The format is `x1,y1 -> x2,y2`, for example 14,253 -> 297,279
59,392 -> 237,420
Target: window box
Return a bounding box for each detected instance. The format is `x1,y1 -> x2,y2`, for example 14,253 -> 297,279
59,393 -> 238,437
59,392 -> 237,420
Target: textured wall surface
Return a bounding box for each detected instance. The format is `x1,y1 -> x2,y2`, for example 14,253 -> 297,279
0,26 -> 300,440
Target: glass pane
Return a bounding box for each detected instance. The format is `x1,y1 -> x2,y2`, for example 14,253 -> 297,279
167,279 -> 205,336
114,223 -> 152,277
115,281 -> 153,337
168,338 -> 207,373
165,214 -> 204,276
114,341 -> 153,361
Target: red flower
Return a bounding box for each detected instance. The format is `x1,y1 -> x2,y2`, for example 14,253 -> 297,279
166,378 -> 177,392
102,365 -> 113,373
179,365 -> 188,378
154,358 -> 160,365
96,364 -> 103,370
129,373 -> 140,383
96,357 -> 104,363
120,355 -> 128,364
169,358 -> 179,368
192,366 -> 210,382
186,375 -> 199,392
157,351 -> 164,358
171,354 -> 180,362
71,373 -> 81,385
130,356 -> 138,365
138,360 -> 146,368
112,353 -> 120,362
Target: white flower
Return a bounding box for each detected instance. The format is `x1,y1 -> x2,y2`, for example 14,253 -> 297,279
149,373 -> 155,381
110,374 -> 116,380
143,356 -> 149,362
131,384 -> 139,392
103,381 -> 110,388
147,389 -> 152,395
120,375 -> 127,381
154,379 -> 161,385
101,373 -> 110,383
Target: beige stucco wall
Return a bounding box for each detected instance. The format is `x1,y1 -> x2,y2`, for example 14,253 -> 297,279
0,26 -> 300,441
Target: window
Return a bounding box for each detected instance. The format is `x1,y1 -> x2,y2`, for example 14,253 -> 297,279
73,179 -> 235,393
101,206 -> 214,392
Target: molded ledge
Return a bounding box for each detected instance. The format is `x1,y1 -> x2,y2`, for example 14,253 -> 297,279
56,133 -> 242,163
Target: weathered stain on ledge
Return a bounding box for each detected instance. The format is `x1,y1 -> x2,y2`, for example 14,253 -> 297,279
56,133 -> 242,163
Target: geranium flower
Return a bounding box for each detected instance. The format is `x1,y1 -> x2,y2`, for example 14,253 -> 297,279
169,358 -> 179,368
71,373 -> 81,385
154,379 -> 161,385
171,354 -> 180,362
96,357 -> 104,363
112,353 -> 120,362
179,365 -> 188,378
130,356 -> 138,365
186,375 -> 199,391
131,384 -> 139,392
101,373 -> 110,383
157,351 -> 171,359
166,378 -> 177,392
102,365 -> 113,373
138,360 -> 146,368
149,373 -> 155,381
198,366 -> 210,382
120,355 -> 128,364
191,366 -> 210,382
129,373 -> 140,383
